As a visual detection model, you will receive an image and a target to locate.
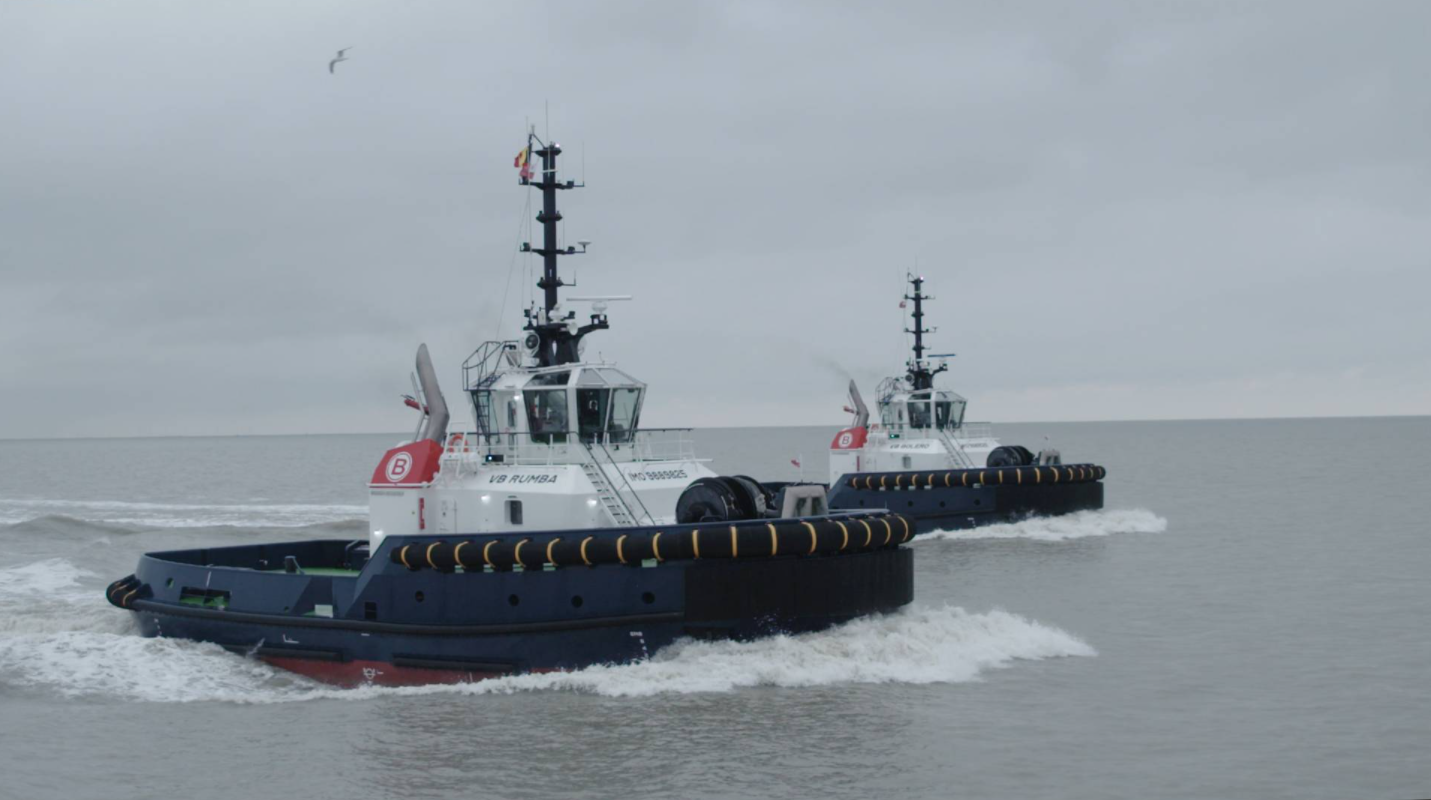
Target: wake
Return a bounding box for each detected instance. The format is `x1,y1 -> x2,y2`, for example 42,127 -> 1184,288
918,508 -> 1167,542
0,602 -> 1094,704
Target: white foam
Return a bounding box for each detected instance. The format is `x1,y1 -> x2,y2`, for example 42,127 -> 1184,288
918,508 -> 1168,542
0,605 -> 1094,703
0,498 -> 367,528
0,633 -> 306,702
0,558 -> 96,599
440,605 -> 1096,698
0,559 -> 132,635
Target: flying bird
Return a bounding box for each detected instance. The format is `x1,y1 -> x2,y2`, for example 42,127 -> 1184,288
328,47 -> 353,74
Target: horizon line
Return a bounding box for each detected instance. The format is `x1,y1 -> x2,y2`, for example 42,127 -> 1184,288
0,411 -> 1425,443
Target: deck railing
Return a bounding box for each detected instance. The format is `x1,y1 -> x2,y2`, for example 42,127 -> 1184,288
872,421 -> 995,440
442,428 -> 698,466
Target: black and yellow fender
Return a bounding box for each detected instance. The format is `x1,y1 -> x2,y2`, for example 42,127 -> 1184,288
105,574 -> 147,610
391,513 -> 916,573
846,464 -> 1106,491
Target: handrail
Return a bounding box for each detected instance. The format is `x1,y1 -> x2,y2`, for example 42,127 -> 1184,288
950,422 -> 995,440
461,339 -> 520,392
442,428 -> 697,466
936,428 -> 976,468
872,421 -> 994,437
594,441 -> 655,524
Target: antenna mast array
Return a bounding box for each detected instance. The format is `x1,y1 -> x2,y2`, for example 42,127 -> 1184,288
518,130 -> 607,367
903,274 -> 949,391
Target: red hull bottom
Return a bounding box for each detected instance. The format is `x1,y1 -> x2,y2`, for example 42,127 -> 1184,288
262,656 -> 556,688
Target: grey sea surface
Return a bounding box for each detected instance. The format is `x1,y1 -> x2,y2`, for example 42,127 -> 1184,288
0,418 -> 1427,799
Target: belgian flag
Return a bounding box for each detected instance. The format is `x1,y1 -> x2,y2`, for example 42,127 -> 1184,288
514,146 -> 532,180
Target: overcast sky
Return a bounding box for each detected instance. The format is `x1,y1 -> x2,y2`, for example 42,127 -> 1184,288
1,1 -> 1427,438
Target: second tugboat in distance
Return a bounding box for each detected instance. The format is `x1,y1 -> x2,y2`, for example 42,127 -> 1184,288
824,275 -> 1107,533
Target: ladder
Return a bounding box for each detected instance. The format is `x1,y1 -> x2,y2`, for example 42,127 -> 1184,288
938,429 -> 977,468
580,444 -> 653,526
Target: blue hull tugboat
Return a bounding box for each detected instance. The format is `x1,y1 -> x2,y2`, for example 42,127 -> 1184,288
824,276 -> 1106,533
105,129 -> 914,687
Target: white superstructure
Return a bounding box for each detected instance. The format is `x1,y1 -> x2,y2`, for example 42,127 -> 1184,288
367,133 -> 716,547
827,376 -> 1004,485
370,344 -> 716,546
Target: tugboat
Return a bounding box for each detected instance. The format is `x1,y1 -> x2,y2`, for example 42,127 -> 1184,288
104,130 -> 914,686
825,275 -> 1106,533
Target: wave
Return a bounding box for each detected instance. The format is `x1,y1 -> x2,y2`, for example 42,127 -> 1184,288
444,605 -> 1097,699
0,633 -> 298,701
917,508 -> 1168,542
0,514 -> 142,537
0,558 -> 96,599
0,605 -> 1094,704
0,559 -> 133,635
0,498 -> 368,530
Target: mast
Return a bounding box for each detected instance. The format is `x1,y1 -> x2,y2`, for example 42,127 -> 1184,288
520,135 -> 606,367
903,274 -> 947,391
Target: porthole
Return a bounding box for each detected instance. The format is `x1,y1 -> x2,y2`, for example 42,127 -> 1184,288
414,591 -> 425,603
641,592 -> 656,605
508,594 -> 520,606
973,499 -> 982,506
570,595 -> 584,608
939,501 -> 946,508
165,578 -> 174,588
906,500 -> 914,508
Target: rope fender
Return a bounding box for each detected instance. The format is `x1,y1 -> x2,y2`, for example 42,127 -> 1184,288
388,514 -> 915,572
105,575 -> 146,610
846,464 -> 1107,490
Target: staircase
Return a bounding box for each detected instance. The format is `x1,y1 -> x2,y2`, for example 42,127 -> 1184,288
581,443 -> 654,526
938,429 -> 977,468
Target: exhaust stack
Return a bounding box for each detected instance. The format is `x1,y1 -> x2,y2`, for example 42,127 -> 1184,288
848,380 -> 869,429
415,344 -> 449,445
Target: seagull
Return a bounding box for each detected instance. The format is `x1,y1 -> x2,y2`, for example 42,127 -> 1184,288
329,47 -> 353,74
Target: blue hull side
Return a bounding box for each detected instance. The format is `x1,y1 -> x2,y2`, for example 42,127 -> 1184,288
123,547 -> 914,686
828,479 -> 1104,533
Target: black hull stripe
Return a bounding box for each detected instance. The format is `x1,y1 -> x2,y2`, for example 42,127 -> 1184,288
222,644 -> 346,662
131,599 -> 682,637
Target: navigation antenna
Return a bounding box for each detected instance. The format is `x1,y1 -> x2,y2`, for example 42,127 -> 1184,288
518,127 -> 610,367
903,273 -> 949,391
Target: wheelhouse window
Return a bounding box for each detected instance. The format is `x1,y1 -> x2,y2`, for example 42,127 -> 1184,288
907,394 -> 933,429
525,393 -> 567,444
524,372 -> 570,444
577,388 -> 610,443
573,367 -> 645,445
609,388 -> 642,444
935,391 -> 967,430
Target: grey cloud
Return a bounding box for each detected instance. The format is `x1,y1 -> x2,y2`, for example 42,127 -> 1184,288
1,0 -> 1428,438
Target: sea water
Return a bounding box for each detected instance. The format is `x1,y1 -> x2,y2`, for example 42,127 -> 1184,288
0,419 -> 1426,799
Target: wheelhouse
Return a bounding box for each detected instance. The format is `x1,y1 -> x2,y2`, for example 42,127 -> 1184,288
878,388 -> 967,431
468,362 -> 646,446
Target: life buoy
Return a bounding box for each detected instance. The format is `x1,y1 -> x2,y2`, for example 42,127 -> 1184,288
447,433 -> 469,452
